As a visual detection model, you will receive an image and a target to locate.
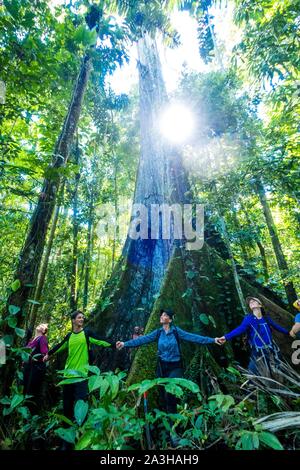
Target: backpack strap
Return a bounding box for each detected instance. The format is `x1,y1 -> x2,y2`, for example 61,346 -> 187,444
156,326 -> 184,368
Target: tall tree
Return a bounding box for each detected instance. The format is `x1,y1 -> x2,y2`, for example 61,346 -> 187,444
90,32 -> 190,368
255,178 -> 297,308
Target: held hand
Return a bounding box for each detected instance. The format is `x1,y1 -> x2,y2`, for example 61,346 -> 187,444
43,354 -> 49,362
215,336 -> 226,346
289,330 -> 296,339
116,341 -> 124,350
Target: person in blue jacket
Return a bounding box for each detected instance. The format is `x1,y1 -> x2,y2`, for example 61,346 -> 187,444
219,296 -> 289,375
116,308 -> 222,414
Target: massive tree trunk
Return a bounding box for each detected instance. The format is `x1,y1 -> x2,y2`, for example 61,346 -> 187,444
89,34 -> 190,368
255,179 -> 297,308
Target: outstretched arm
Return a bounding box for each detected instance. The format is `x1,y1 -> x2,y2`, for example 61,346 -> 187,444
122,329 -> 159,348
175,327 -> 216,345
87,330 -> 115,348
44,334 -> 70,361
266,316 -> 289,335
224,316 -> 250,341
48,334 -> 69,356
290,321 -> 300,338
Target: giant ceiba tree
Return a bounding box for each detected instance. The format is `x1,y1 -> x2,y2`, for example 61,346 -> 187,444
89,31 -> 295,377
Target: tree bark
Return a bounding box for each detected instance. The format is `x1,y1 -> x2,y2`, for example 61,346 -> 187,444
218,216 -> 248,315
83,191 -> 94,310
70,139 -> 81,311
90,34 -> 190,368
27,201 -> 61,330
256,178 -> 297,308
240,201 -> 269,282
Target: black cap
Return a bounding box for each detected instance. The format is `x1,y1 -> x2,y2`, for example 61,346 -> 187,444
160,308 -> 174,319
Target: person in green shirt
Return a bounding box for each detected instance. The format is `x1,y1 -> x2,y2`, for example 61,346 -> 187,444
43,310 -> 114,421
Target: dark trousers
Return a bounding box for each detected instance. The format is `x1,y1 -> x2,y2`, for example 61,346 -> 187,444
248,346 -> 281,376
63,380 -> 88,421
23,362 -> 46,414
156,360 -> 183,414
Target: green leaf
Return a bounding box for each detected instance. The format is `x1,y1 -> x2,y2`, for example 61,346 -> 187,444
11,394 -> 24,410
88,375 -> 103,393
75,430 -> 94,450
259,432 -> 283,450
8,305 -> 20,315
54,414 -> 74,427
208,315 -> 216,328
3,335 -> 13,346
27,299 -> 41,305
10,279 -> 21,292
195,415 -> 203,429
209,394 -> 235,412
182,288 -> 193,298
74,400 -> 88,426
242,433 -> 255,450
7,317 -> 17,328
226,366 -> 241,377
164,383 -> 184,398
104,374 -> 119,400
55,427 -> 76,444
58,377 -> 87,386
199,313 -> 209,325
186,271 -> 196,280
86,365 -> 100,375
0,397 -> 11,405
18,406 -> 30,420
4,0 -> 20,20
73,25 -> 97,47
15,328 -> 25,338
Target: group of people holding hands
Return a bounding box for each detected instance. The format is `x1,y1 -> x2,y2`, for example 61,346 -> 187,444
23,296 -> 300,423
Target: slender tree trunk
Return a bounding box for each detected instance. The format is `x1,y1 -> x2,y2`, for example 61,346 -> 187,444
231,209 -> 250,262
70,140 -> 81,311
206,8 -> 224,71
256,240 -> 269,282
83,192 -> 94,310
218,216 -> 248,315
240,201 -> 269,282
4,54 -> 91,329
255,179 -> 297,307
27,201 -> 61,330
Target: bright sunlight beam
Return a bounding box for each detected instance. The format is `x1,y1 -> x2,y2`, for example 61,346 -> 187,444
159,103 -> 195,144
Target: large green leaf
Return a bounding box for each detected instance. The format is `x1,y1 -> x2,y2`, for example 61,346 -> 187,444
7,317 -> 17,328
11,394 -> 24,410
15,328 -> 25,338
8,305 -> 20,315
199,313 -> 209,325
74,400 -> 88,426
55,427 -> 76,444
73,25 -> 98,47
88,375 -> 103,392
75,430 -> 94,450
259,432 -> 283,450
10,279 -> 21,292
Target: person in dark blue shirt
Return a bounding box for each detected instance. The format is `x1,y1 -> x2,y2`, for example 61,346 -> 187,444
219,297 -> 289,375
116,308 -> 222,414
